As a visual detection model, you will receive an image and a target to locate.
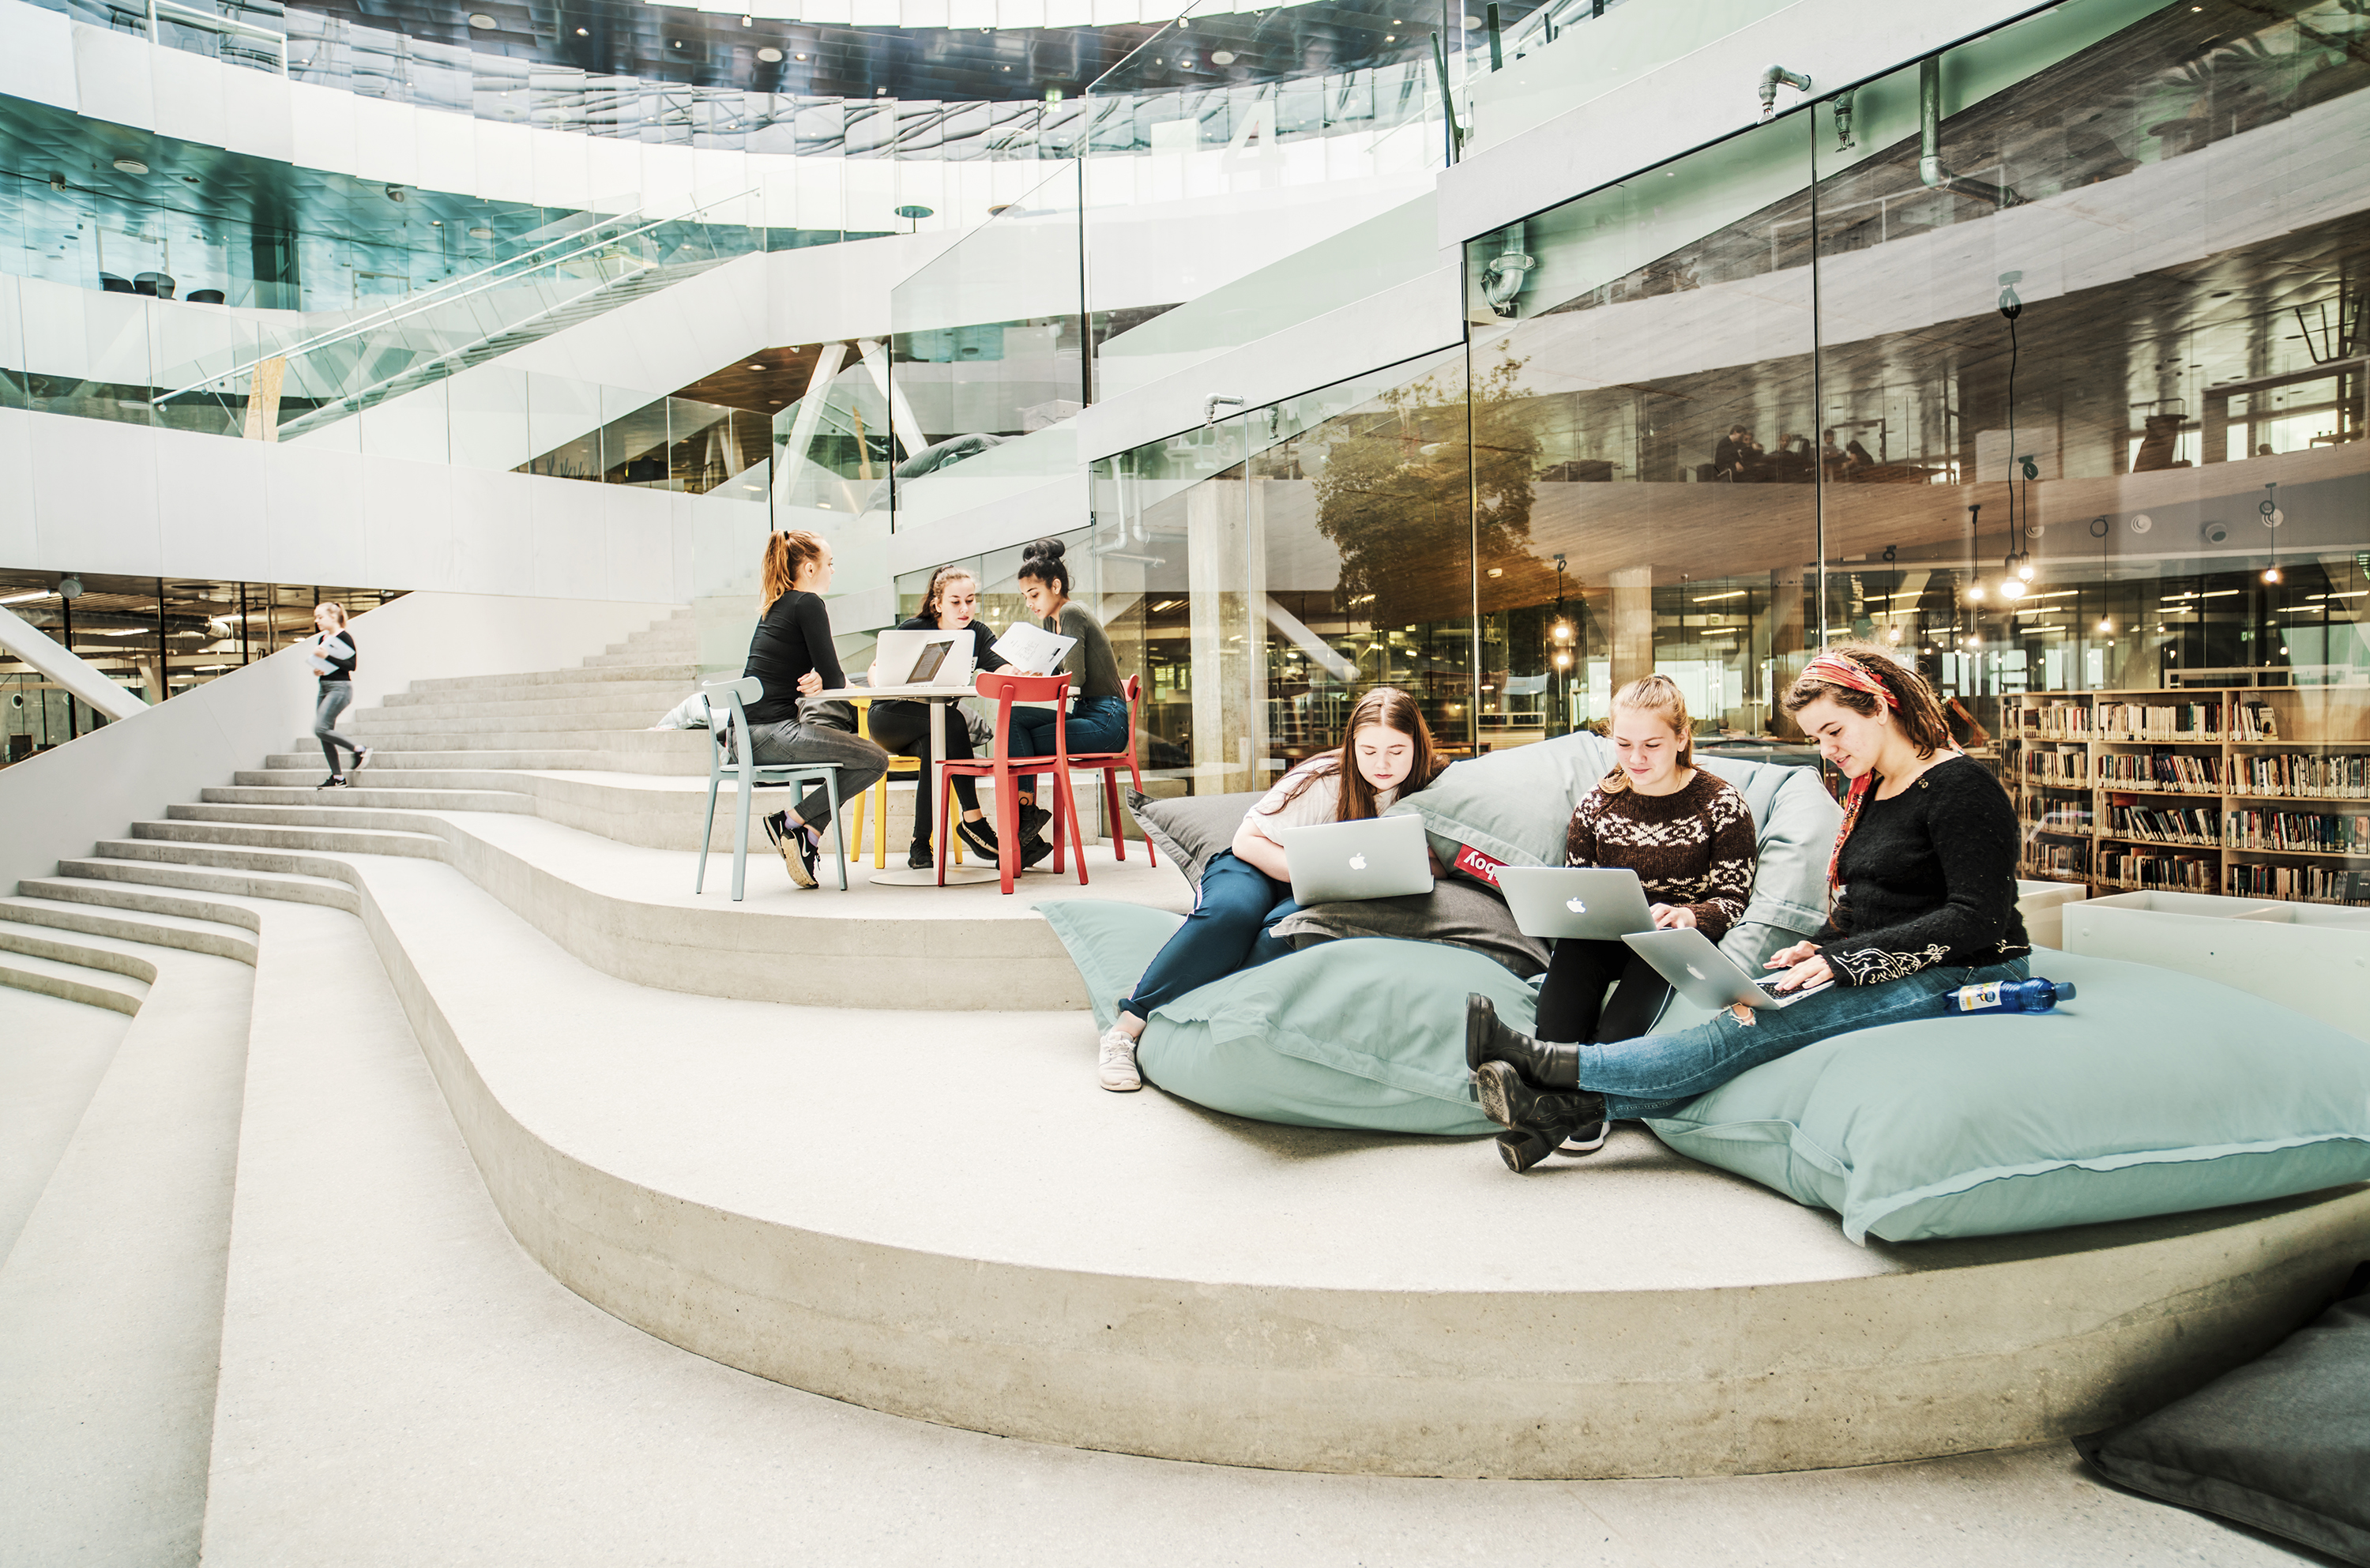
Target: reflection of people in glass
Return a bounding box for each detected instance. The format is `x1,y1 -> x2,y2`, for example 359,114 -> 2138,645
1522,675 -> 1758,1158
1713,424 -> 1755,480
1003,538 -> 1130,869
1466,646 -> 2030,1171
1093,688 -> 1443,1092
866,565 -> 1010,869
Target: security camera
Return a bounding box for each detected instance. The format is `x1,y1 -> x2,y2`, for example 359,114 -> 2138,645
2202,521 -> 2230,545
386,184 -> 405,201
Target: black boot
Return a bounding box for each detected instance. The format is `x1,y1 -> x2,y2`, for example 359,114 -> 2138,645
1474,1059 -> 1605,1141
1494,1126 -> 1570,1174
1465,994 -> 1581,1089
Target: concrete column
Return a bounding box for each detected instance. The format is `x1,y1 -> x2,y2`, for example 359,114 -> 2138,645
1609,565 -> 1653,691
1185,464 -> 1265,794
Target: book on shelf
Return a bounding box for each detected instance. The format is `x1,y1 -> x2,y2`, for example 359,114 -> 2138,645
2230,702 -> 2282,740
2095,700 -> 2221,739
2099,848 -> 2218,892
2105,803 -> 2221,844
2095,749 -> 2225,792
2225,863 -> 2370,905
2233,751 -> 2369,799
2224,809 -> 2368,854
2021,744 -> 2090,784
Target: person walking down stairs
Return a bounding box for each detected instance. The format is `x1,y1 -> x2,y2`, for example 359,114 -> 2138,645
309,602 -> 371,789
742,531 -> 890,888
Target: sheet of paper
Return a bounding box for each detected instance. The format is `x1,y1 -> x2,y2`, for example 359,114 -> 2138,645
991,622 -> 1075,675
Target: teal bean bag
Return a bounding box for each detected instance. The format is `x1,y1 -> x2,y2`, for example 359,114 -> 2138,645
1039,901 -> 1515,1135
1642,949 -> 2370,1243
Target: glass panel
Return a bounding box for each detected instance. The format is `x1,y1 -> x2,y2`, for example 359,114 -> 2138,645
1814,0 -> 2370,903
1464,109 -> 1822,763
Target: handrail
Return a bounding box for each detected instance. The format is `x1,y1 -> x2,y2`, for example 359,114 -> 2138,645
152,188 -> 756,407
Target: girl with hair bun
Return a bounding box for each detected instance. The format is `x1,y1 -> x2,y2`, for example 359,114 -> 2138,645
1003,537 -> 1130,868
1465,645 -> 2030,1172
866,564 -> 1011,868
1510,673 -> 1757,1161
739,530 -> 890,889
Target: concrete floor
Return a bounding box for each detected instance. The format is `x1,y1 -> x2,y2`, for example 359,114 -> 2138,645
187,897 -> 2335,1566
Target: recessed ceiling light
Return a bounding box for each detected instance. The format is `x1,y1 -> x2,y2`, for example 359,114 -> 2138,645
468,12 -> 495,27
574,25 -> 587,34
672,39 -> 683,47
111,157 -> 148,174
1211,49 -> 1235,63
758,46 -> 783,60
792,51 -> 807,60
468,227 -> 492,238
431,218 -> 442,225
747,363 -> 765,370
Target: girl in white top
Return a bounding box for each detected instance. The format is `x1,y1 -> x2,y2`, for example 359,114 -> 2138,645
1096,686 -> 1443,1091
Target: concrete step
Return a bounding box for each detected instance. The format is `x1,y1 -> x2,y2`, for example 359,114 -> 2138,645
14,875 -> 267,936
377,681 -> 689,716
202,784 -> 533,815
94,834 -> 402,886
345,710 -> 676,737
582,649 -> 698,669
404,662 -> 697,694
289,728 -> 711,755
0,927 -> 251,1564
58,855 -> 359,914
0,942 -> 152,1014
130,818 -> 447,861
0,893 -> 259,965
261,748 -> 707,777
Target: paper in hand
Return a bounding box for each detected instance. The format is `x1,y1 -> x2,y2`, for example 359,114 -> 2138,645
991,622 -> 1075,675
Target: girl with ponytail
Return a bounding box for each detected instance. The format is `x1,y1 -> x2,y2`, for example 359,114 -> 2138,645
1465,645 -> 2030,1172
739,530 -> 890,888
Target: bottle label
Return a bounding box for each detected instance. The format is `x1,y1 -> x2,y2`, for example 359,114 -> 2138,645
1953,982 -> 2006,1011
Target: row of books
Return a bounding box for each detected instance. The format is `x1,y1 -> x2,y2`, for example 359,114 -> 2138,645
2224,810 -> 2368,855
2098,849 -> 2218,891
2230,752 -> 2370,800
2095,701 -> 2221,740
2105,805 -> 2222,845
2023,842 -> 2090,877
2230,703 -> 2282,739
2021,701 -> 2093,737
2020,745 -> 2090,784
2226,864 -> 2370,904
2096,752 -> 2225,792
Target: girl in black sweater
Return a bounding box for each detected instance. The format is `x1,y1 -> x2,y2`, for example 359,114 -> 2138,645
1465,643 -> 2030,1171
742,531 -> 890,889
867,565 -> 1010,868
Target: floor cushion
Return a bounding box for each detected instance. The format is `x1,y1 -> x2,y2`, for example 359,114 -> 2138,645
1642,949 -> 2370,1243
1038,900 -> 1509,1134
2075,1265 -> 2370,1566
1127,791 -> 1267,889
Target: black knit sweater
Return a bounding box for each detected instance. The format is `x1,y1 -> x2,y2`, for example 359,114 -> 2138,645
1814,754 -> 2030,985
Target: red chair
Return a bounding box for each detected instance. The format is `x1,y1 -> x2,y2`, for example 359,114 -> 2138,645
938,670 -> 1090,894
1059,673 -> 1155,867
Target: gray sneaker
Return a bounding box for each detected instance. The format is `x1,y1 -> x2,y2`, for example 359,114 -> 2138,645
1097,1025 -> 1142,1092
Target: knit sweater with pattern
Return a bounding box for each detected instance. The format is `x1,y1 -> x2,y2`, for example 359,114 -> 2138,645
1563,769 -> 1757,941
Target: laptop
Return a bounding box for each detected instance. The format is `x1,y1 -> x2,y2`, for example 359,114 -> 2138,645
1622,927 -> 1837,1011
1496,867 -> 1657,941
873,629 -> 963,687
1274,815 -> 1435,904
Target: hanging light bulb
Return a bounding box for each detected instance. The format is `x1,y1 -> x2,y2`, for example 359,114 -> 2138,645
1967,582 -> 1988,602
2097,616 -> 2113,634
2018,561 -> 2036,581
1553,649 -> 1572,669
2263,564 -> 2283,584
1999,577 -> 2026,600
1552,619 -> 1574,642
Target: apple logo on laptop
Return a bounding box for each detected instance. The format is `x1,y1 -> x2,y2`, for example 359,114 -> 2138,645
1685,965 -> 1708,980
1564,897 -> 1588,914
1349,853 -> 1367,870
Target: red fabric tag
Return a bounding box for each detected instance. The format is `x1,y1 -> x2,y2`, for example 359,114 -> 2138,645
1452,844 -> 1504,887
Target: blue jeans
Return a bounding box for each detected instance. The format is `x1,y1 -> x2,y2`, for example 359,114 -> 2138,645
1007,694 -> 1130,804
1123,851 -> 1300,1017
1576,957 -> 2031,1120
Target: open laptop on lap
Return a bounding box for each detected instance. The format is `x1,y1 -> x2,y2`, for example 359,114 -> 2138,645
1496,867 -> 1657,941
1622,927 -> 1836,1010
1274,816 -> 1435,904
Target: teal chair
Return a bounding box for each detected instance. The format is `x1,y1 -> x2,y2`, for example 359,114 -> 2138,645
696,675 -> 849,899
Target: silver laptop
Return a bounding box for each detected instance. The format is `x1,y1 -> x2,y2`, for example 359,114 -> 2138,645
1497,867 -> 1657,941
1275,815 -> 1435,904
872,629 -> 964,687
1622,927 -> 1837,1011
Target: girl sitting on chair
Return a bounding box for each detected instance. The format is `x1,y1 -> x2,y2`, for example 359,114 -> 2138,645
1094,686 -> 1443,1094
1002,537 -> 1130,869
866,564 -> 1010,869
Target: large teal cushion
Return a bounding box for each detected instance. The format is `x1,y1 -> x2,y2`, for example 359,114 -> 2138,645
1644,949 -> 2370,1243
1038,901 -> 1514,1135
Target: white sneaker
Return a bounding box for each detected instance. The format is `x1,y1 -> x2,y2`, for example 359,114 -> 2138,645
1097,1025 -> 1142,1092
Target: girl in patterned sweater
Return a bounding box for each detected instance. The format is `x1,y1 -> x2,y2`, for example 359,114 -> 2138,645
1527,676 -> 1757,1154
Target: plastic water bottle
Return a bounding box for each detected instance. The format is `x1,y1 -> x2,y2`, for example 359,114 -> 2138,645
1943,977 -> 2077,1014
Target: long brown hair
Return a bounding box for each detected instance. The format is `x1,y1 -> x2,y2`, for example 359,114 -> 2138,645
1597,673 -> 1693,795
1780,641 -> 1953,757
760,530 -> 826,615
1270,686 -> 1443,822
920,565 -> 978,622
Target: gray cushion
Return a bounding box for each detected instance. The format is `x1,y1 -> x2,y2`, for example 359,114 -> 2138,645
2075,1266 -> 2370,1565
1127,790 -> 1267,889
1271,878 -> 1550,978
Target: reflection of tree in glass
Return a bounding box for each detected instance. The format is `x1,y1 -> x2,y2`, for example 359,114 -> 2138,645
1312,350 -> 1540,628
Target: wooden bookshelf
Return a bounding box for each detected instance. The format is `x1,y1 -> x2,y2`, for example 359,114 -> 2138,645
2003,684 -> 2370,906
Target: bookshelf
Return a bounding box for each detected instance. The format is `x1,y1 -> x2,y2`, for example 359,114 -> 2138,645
2003,685 -> 2370,906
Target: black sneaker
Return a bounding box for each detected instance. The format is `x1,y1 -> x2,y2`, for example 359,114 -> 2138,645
1557,1121 -> 1611,1156
907,843 -> 934,870
778,823 -> 818,889
762,810 -> 788,849
352,747 -> 371,773
1019,833 -> 1055,869
316,776 -> 348,790
955,817 -> 1001,865
1016,803 -> 1051,841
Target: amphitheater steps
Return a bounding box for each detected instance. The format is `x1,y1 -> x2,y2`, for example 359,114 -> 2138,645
55,855 -> 362,913
0,893 -> 260,965
0,942 -> 152,1013
401,661 -> 697,694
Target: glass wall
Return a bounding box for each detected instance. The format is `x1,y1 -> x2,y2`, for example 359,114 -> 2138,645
1443,0 -> 2369,905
